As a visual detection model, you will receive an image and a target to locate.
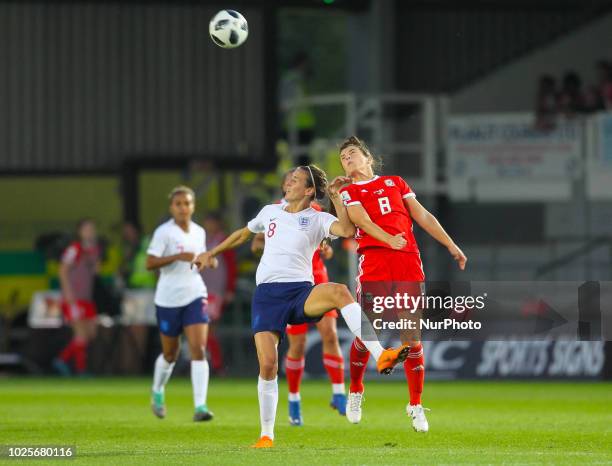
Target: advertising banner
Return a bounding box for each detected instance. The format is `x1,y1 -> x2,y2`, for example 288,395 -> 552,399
448,113 -> 581,201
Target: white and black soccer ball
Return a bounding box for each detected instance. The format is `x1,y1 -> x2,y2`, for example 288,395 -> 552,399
209,10 -> 248,49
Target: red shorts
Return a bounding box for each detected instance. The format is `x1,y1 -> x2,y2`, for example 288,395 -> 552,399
61,300 -> 97,323
357,249 -> 425,301
286,269 -> 337,336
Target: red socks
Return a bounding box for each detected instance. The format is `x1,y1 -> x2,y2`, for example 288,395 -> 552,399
73,338 -> 87,373
322,353 -> 344,385
285,356 -> 305,394
349,338 -> 370,393
59,337 -> 88,373
58,339 -> 77,362
349,338 -> 425,404
403,343 -> 425,405
286,354 -> 345,395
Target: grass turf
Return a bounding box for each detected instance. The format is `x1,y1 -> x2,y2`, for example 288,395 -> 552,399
0,377 -> 611,465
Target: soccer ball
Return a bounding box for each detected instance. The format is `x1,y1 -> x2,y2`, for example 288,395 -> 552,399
209,10 -> 248,49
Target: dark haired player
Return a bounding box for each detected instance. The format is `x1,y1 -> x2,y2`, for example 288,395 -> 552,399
252,170 -> 346,426
339,137 -> 467,432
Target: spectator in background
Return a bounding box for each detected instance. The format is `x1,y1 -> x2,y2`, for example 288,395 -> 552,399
200,212 -> 237,374
120,221 -> 155,289
535,74 -> 558,130
52,219 -> 100,376
597,60 -> 612,110
557,71 -> 586,118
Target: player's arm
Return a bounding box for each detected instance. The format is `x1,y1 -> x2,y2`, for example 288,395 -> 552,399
251,233 -> 265,256
145,228 -> 195,270
404,196 -> 467,270
194,226 -> 253,270
346,204 -> 407,250
327,177 -> 356,238
146,252 -> 195,271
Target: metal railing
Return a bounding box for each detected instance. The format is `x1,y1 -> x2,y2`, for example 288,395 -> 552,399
282,92 -> 446,196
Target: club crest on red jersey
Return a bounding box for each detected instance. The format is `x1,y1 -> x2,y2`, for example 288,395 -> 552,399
385,179 -> 395,187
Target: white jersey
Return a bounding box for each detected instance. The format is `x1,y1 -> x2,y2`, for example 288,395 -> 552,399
247,204 -> 337,285
147,219 -> 208,307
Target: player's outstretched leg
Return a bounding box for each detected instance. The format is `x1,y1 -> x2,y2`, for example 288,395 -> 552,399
304,283 -> 410,375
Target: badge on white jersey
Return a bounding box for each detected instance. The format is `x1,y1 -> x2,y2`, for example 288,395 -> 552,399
298,216 -> 310,230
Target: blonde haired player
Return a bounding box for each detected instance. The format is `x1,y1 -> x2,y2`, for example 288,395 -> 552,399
195,165 -> 411,448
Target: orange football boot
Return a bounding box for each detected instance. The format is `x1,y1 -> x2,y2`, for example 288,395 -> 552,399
376,344 -> 411,374
251,436 -> 274,449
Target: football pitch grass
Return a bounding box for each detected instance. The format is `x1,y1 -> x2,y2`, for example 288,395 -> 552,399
1,377 -> 610,465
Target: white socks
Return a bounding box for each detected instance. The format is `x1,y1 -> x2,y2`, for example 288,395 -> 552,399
258,376 -> 278,440
332,383 -> 345,395
191,359 -> 210,408
152,354 -> 175,393
340,302 -> 384,360
152,355 -> 210,409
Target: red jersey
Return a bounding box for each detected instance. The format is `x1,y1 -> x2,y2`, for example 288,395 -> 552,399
61,241 -> 99,301
339,175 -> 419,254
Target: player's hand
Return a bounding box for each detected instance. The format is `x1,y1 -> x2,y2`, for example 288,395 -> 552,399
176,252 -> 196,262
192,252 -> 215,271
387,232 -> 407,250
327,176 -> 351,197
320,242 -> 333,260
209,256 -> 219,269
448,244 -> 467,270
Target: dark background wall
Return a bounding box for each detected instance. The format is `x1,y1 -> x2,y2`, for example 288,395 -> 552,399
394,0 -> 611,93
0,2 -> 270,173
